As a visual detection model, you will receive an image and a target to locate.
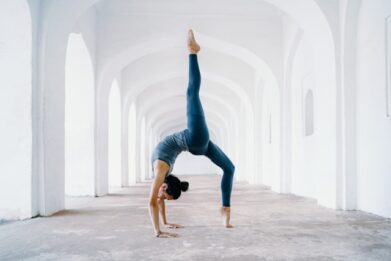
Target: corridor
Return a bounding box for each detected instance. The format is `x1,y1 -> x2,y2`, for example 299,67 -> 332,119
1,175 -> 391,260
2,0 -> 391,259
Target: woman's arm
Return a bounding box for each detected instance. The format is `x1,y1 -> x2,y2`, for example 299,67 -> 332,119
158,198 -> 183,229
148,174 -> 162,235
148,170 -> 177,238
157,198 -> 167,225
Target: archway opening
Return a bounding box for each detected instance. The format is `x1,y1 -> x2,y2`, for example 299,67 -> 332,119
108,79 -> 122,192
140,117 -> 146,181
128,102 -> 137,184
65,33 -> 95,196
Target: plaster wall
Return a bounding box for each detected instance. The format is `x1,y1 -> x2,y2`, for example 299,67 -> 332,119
356,0 -> 391,218
261,83 -> 281,192
280,16 -> 302,194
28,0 -> 42,218
0,0 -> 32,220
290,32 -> 336,208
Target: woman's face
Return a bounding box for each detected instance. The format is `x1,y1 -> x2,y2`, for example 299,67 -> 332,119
158,183 -> 174,200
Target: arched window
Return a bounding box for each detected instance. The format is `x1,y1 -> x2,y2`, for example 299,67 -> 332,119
304,89 -> 314,136
140,117 -> 146,181
128,102 -> 137,184
269,113 -> 272,144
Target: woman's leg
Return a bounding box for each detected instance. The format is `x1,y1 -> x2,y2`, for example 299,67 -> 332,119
205,140 -> 235,228
185,54 -> 209,153
204,140 -> 235,207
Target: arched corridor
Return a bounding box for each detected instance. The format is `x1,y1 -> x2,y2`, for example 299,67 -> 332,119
1,0 -> 391,259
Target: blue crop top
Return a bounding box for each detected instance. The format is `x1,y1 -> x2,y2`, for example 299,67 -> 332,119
151,130 -> 189,174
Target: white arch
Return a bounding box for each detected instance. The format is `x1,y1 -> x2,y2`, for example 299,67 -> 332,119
157,122 -> 220,145
124,72 -> 248,156
65,33 -> 95,196
140,117 -> 147,181
127,102 -> 137,185
126,74 -> 241,121
98,33 -> 278,97
152,110 -> 227,144
122,70 -> 252,183
139,100 -> 231,180
108,79 -> 122,189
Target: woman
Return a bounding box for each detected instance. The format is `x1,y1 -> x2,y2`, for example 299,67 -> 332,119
149,29 -> 235,238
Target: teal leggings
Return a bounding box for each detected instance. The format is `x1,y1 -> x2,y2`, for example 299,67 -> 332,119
183,54 -> 235,207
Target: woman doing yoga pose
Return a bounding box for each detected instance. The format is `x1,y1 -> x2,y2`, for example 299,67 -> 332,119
148,29 -> 235,238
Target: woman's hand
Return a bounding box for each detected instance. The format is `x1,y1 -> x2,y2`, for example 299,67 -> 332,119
164,223 -> 183,229
156,231 -> 178,238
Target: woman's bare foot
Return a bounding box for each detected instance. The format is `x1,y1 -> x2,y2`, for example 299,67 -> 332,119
220,207 -> 234,228
187,29 -> 200,54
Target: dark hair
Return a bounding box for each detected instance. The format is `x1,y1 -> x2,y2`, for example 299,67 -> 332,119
164,174 -> 189,199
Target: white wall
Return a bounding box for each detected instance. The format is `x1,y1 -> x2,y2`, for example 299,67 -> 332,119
356,0 -> 391,218
0,0 -> 32,220
261,83 -> 281,192
28,0 -> 42,218
290,31 -> 336,208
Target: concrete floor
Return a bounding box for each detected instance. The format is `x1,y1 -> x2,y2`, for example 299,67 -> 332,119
1,175 -> 391,261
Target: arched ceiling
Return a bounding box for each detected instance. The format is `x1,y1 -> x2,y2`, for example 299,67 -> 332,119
119,48 -> 254,140
60,0 -> 335,139
148,100 -> 231,140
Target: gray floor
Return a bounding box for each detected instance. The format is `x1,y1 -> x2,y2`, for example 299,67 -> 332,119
1,175 -> 391,261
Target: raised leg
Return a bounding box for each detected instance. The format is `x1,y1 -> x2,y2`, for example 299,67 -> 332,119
185,54 -> 209,152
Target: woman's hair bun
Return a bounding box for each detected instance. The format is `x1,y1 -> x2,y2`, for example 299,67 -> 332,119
180,181 -> 189,192
164,174 -> 189,199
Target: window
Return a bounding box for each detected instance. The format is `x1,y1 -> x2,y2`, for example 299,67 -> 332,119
269,113 -> 272,144
304,89 -> 314,136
